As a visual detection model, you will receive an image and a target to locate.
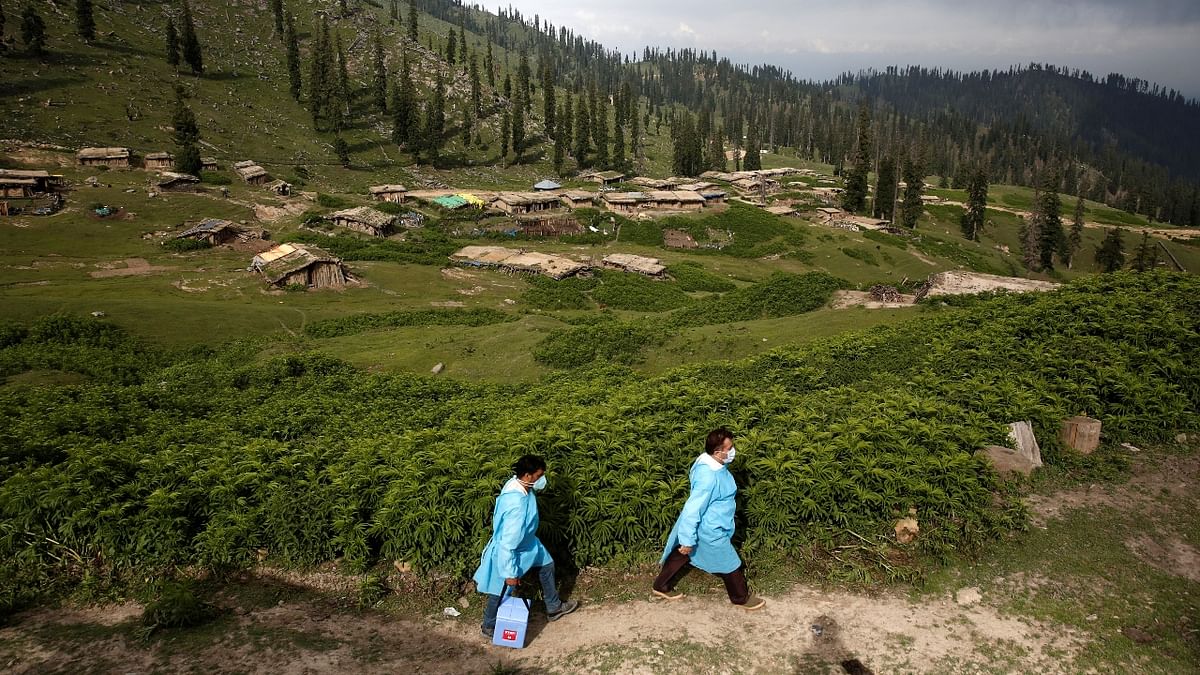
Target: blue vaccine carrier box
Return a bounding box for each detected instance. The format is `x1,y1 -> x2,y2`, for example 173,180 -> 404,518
492,587 -> 530,649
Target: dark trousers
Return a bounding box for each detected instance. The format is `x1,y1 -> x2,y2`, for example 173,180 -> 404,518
653,547 -> 749,604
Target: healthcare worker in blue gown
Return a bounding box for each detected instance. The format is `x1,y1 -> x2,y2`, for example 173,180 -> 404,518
474,454 -> 580,639
653,428 -> 766,610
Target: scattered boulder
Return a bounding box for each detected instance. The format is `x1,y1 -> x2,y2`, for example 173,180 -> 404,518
1061,416 -> 1102,454
955,587 -> 982,606
975,445 -> 1039,477
90,310 -> 106,318
894,517 -> 919,544
1007,421 -> 1043,468
431,362 -> 445,375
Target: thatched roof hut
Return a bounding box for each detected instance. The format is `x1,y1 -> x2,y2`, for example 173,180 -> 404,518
368,184 -> 408,203
176,218 -> 255,246
77,147 -> 132,167
144,152 -> 174,170
601,253 -> 667,277
494,192 -> 562,215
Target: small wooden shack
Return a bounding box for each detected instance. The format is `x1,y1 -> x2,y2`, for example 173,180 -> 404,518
764,204 -> 796,216
252,243 -> 348,289
699,190 -> 727,204
646,190 -> 705,211
0,177 -> 36,199
629,176 -> 679,190
233,160 -> 270,185
0,169 -> 64,193
601,192 -> 648,215
264,179 -> 291,196
560,190 -> 596,209
583,170 -> 625,186
602,253 -> 667,277
369,184 -> 408,203
175,218 -> 253,246
731,176 -> 780,194
144,152 -> 174,170
200,157 -> 220,172
77,147 -> 132,168
330,206 -> 397,237
494,192 -> 562,215
156,172 -> 200,191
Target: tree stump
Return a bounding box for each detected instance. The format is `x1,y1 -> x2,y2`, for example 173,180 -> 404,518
1061,416 -> 1102,454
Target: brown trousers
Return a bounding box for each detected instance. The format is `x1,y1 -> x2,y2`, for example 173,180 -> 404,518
653,547 -> 749,604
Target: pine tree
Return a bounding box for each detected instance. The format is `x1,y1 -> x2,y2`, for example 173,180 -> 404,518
841,104 -> 872,213
574,94 -> 590,167
541,63 -> 556,140
1094,228 -> 1125,272
517,51 -> 532,112
285,14 -> 301,101
172,91 -> 202,176
165,17 -> 180,67
1130,231 -> 1157,272
390,0 -> 398,22
1,2 -> 7,53
511,98 -> 525,160
446,27 -> 456,67
424,73 -> 445,160
406,1 -> 418,42
1019,215 -> 1042,271
593,95 -> 609,167
269,0 -> 283,35
179,0 -> 203,75
1035,174 -> 1065,270
1066,197 -> 1085,268
869,155 -> 894,220
372,30 -> 387,113
20,3 -> 46,57
959,166 -> 988,240
392,52 -> 415,146
457,24 -> 466,72
502,73 -> 511,102
469,54 -> 482,117
76,0 -> 95,42
899,155 -> 924,228
485,42 -> 495,88
460,103 -> 472,147
612,122 -> 625,171
307,18 -> 331,127
334,135 -> 350,167
743,116 -> 762,171
333,34 -> 349,130
561,95 -> 573,158
553,102 -> 566,176
499,108 -> 510,159
630,105 -> 641,165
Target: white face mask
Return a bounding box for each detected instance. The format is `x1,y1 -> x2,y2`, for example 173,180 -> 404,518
519,475 -> 547,491
723,446 -> 737,465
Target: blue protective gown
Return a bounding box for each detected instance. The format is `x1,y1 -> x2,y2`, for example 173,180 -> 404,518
660,453 -> 741,574
473,477 -> 554,596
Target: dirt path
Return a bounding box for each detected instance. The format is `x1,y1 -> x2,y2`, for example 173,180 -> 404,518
3,447 -> 1197,674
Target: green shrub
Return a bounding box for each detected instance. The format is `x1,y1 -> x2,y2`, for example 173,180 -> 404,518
200,172 -> 231,185
669,261 -> 736,292
141,582 -> 215,633
659,201 -> 806,258
316,193 -> 351,209
0,273 -> 1196,602
163,238 -> 212,253
374,201 -> 405,215
840,247 -> 879,266
521,276 -> 598,310
303,308 -> 516,339
667,272 -> 847,328
590,271 -> 692,312
285,230 -> 459,266
619,219 -> 664,247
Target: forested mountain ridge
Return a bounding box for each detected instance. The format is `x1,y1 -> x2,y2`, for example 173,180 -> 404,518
1,0 -> 1197,225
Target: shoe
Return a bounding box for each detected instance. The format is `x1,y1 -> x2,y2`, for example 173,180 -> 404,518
651,588 -> 685,601
547,599 -> 579,621
481,626 -> 494,639
737,596 -> 766,611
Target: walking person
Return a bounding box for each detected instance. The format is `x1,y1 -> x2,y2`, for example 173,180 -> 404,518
474,454 -> 579,639
653,428 -> 765,610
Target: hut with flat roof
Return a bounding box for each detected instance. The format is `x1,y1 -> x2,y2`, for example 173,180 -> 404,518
369,184 -> 409,203
77,147 -> 132,168
494,192 -> 562,215
144,152 -> 174,170
330,206 -> 397,237
233,160 -> 270,185
252,243 -> 348,289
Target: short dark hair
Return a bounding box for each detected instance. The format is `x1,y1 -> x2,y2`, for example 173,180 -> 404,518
705,428 -> 734,455
512,454 -> 547,477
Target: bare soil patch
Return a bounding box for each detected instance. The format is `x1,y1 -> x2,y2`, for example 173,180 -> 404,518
89,259 -> 175,278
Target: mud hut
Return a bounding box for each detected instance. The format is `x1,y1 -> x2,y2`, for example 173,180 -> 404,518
144,152 -> 174,170
330,206 -> 397,237
369,184 -> 409,203
175,218 -> 254,246
77,147 -> 131,168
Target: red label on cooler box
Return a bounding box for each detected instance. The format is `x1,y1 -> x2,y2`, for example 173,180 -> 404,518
502,630 -> 517,641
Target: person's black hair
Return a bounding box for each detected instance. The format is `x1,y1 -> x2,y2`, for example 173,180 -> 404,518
512,454 -> 547,477
705,427 -> 734,455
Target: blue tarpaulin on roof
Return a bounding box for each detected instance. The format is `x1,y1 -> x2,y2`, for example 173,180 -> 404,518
433,195 -> 468,209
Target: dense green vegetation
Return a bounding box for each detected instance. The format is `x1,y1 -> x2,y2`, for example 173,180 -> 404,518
284,230 -> 459,266
4,273 -> 1194,614
302,308 -> 516,339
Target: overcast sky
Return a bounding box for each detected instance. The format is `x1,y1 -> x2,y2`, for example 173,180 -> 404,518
508,0 -> 1200,97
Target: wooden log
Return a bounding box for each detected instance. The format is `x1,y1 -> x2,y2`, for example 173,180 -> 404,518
1060,416 -> 1102,455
